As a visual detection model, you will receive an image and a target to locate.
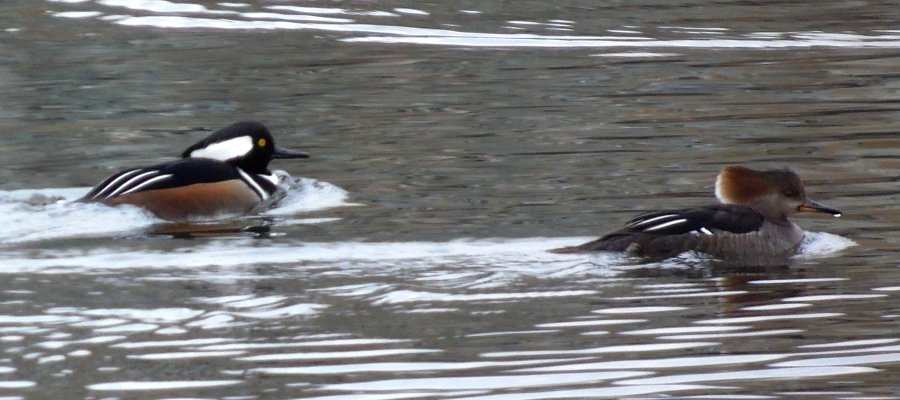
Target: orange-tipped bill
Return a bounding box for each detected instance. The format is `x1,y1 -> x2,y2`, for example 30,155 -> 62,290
798,199 -> 841,217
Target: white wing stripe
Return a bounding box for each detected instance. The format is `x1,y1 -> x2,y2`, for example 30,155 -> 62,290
628,214 -> 679,227
91,169 -> 144,199
107,170 -> 161,198
237,168 -> 269,201
643,218 -> 688,232
119,174 -> 174,196
699,227 -> 713,235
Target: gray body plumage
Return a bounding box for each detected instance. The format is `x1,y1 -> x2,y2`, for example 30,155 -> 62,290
552,166 -> 840,261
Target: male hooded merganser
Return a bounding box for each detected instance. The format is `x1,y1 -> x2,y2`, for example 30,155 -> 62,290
553,166 -> 842,259
79,121 -> 308,221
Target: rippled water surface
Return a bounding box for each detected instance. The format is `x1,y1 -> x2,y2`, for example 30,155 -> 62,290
2,0 -> 899,398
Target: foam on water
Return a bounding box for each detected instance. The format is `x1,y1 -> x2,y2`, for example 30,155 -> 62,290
0,237 -> 599,273
0,225 -> 853,277
86,380 -> 242,391
264,172 -> 358,216
796,231 -> 858,258
0,175 -> 352,246
0,187 -> 156,245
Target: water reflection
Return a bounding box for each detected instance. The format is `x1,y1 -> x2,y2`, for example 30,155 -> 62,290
1,0 -> 898,399
0,234 -> 882,399
44,0 -> 900,50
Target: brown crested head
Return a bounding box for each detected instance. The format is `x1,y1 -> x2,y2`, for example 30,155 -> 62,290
715,165 -> 841,221
715,166 -> 801,204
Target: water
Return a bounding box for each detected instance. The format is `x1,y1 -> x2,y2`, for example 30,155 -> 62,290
1,0 -> 899,398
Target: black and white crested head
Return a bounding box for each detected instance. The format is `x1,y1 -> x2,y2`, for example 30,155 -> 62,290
184,122 -> 261,162
181,121 -> 308,174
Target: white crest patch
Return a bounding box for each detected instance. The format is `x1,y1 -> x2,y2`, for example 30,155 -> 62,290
190,135 -> 254,161
714,173 -> 731,204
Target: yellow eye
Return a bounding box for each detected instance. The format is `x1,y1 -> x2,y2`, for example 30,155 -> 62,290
257,138 -> 267,147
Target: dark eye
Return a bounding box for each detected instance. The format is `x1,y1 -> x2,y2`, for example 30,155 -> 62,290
784,190 -> 797,198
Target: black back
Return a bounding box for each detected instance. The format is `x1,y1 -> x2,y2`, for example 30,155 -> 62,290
622,204 -> 765,236
553,204 -> 766,256
81,158 -> 241,202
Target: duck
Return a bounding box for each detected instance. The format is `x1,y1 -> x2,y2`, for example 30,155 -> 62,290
552,166 -> 842,260
79,121 -> 308,221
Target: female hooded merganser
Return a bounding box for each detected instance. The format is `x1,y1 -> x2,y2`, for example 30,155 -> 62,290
80,121 -> 309,221
553,166 -> 842,259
